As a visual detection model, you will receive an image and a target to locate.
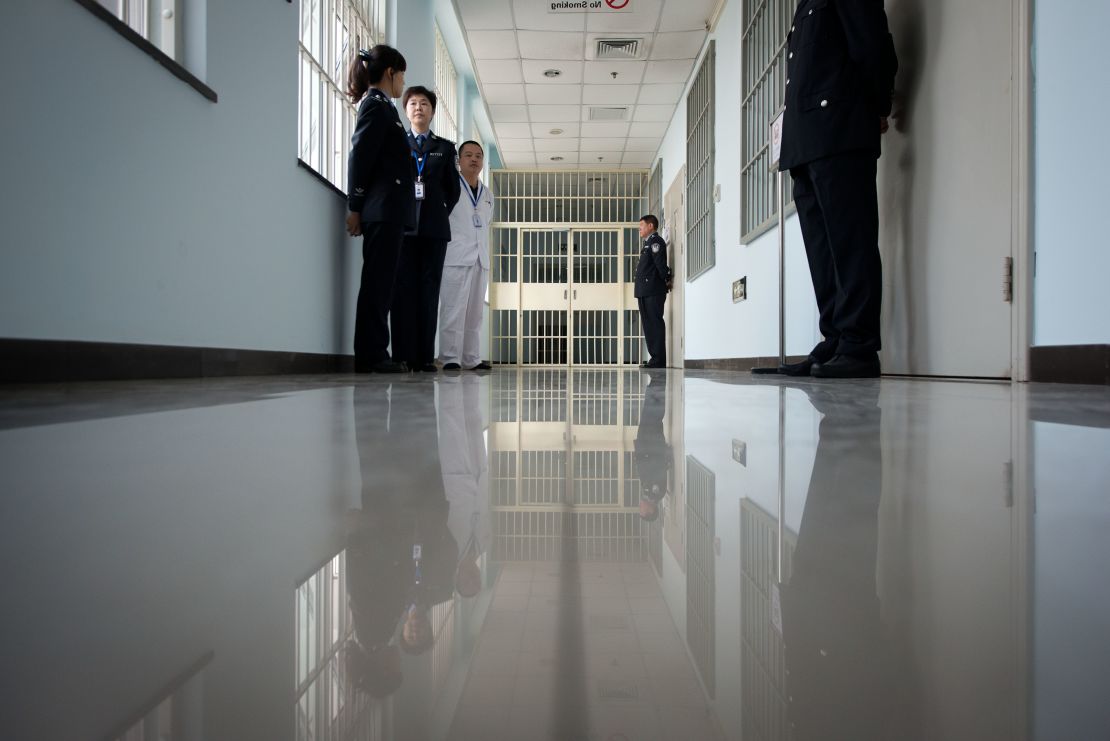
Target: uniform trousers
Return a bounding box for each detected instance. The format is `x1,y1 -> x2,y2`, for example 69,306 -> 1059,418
391,236 -> 448,366
438,263 -> 489,368
791,151 -> 883,359
354,221 -> 405,369
637,294 -> 667,365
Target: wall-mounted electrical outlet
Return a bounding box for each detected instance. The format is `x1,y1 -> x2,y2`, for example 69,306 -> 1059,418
732,276 -> 747,303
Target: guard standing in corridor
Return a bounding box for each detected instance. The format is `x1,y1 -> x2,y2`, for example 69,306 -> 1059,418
634,214 -> 672,369
777,0 -> 898,379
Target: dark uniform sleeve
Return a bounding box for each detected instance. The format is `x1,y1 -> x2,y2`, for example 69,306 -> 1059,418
834,0 -> 899,116
347,97 -> 386,214
650,235 -> 671,284
443,140 -> 461,211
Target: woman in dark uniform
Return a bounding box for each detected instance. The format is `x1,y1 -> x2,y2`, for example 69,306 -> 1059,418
345,45 -> 415,373
390,86 -> 461,372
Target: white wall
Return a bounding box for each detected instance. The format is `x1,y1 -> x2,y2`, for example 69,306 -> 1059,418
0,0 -> 355,354
1032,0 -> 1110,346
655,0 -> 820,362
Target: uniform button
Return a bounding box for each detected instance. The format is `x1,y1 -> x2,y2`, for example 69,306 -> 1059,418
395,179 -> 401,184
808,8 -> 813,14
789,52 -> 794,59
791,24 -> 795,31
786,78 -> 791,85
820,99 -> 828,107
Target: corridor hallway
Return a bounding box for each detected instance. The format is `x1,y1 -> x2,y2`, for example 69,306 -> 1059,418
2,370 -> 1108,740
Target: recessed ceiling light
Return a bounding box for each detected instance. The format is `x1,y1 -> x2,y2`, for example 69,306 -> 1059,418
549,128 -> 564,135
550,156 -> 564,161
543,69 -> 563,78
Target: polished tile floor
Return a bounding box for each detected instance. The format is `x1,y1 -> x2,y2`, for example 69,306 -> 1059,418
2,369 -> 1109,741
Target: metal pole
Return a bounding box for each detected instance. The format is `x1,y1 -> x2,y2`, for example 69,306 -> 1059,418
777,384 -> 785,581
778,171 -> 786,366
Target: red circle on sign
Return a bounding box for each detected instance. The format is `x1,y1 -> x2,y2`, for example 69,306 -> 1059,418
606,0 -> 629,8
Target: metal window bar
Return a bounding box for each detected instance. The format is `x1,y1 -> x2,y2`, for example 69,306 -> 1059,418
741,0 -> 795,243
434,25 -> 459,143
686,43 -> 716,280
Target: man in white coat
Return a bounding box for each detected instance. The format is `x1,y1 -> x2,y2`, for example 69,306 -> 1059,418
439,140 -> 494,370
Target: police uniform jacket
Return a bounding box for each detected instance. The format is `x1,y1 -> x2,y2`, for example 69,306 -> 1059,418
408,132 -> 462,241
347,89 -> 416,230
779,0 -> 898,171
634,232 -> 671,299
444,179 -> 494,269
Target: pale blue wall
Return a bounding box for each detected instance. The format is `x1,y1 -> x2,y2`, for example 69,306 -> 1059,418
1033,1 -> 1110,345
0,0 -> 355,354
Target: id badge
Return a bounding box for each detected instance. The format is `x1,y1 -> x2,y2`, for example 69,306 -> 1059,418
472,213 -> 483,228
412,544 -> 422,560
414,181 -> 425,200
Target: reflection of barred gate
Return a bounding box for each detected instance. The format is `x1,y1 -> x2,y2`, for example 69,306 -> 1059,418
490,226 -> 645,365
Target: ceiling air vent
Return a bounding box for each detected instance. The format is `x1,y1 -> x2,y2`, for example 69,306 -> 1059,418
596,37 -> 643,60
588,106 -> 629,121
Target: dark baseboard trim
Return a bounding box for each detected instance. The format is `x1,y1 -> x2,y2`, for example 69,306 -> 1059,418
1,338 -> 354,384
1030,344 -> 1110,385
684,355 -> 807,372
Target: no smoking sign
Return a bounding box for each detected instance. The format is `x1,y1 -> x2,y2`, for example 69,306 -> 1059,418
549,0 -> 630,12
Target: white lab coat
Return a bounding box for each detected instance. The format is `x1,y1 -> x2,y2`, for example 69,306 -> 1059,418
439,178 -> 495,367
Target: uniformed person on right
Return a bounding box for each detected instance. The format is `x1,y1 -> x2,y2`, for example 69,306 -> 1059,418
778,0 -> 898,379
634,214 -> 671,369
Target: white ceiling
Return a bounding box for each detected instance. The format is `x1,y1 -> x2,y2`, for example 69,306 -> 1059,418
455,0 -> 720,170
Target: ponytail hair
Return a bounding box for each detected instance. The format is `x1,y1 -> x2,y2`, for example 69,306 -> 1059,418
347,44 -> 407,103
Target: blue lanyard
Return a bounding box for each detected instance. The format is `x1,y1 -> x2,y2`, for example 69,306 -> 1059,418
412,150 -> 427,179
460,174 -> 484,209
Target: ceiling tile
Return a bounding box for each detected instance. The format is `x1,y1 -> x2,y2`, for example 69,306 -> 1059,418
495,122 -> 535,138
489,104 -> 530,122
622,151 -> 657,166
643,60 -> 694,84
535,152 -> 580,165
468,30 -> 519,59
498,138 -> 535,152
585,0 -> 664,33
628,121 -> 669,137
539,138 -> 581,153
477,60 -> 524,84
580,121 -> 631,138
580,137 -> 628,151
503,153 -> 537,167
517,31 -> 586,61
526,84 -> 581,105
633,104 -> 675,122
626,137 -> 662,151
521,60 -> 584,85
512,0 -> 586,31
532,122 -> 582,138
583,60 -> 646,85
580,151 -> 625,166
458,0 -> 514,31
650,31 -> 706,60
660,0 -> 719,32
636,83 -> 685,105
582,84 -> 639,104
483,83 -> 528,104
528,104 -> 581,123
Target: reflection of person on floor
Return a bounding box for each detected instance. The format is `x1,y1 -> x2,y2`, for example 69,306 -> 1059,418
636,371 -> 672,522
438,374 -> 491,599
345,382 -> 458,696
781,384 -> 890,739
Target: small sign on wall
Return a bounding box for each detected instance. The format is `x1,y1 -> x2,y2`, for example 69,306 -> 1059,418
769,108 -> 785,172
550,0 -> 629,13
732,276 -> 747,303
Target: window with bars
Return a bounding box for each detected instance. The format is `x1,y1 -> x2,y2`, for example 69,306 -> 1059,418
686,42 -> 716,281
741,0 -> 795,242
298,0 -> 386,191
434,25 -> 460,144
646,158 -> 663,222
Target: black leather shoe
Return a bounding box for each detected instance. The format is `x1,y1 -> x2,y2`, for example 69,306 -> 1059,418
443,362 -> 462,371
777,357 -> 817,376
419,363 -> 439,373
811,353 -> 881,379
470,362 -> 492,371
642,360 -> 666,369
372,360 -> 407,374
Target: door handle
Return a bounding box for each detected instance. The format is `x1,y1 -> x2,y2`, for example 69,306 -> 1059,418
573,290 -> 577,300
564,289 -> 568,300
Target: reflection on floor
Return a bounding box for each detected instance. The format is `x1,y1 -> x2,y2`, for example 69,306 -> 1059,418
2,369 -> 1109,741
